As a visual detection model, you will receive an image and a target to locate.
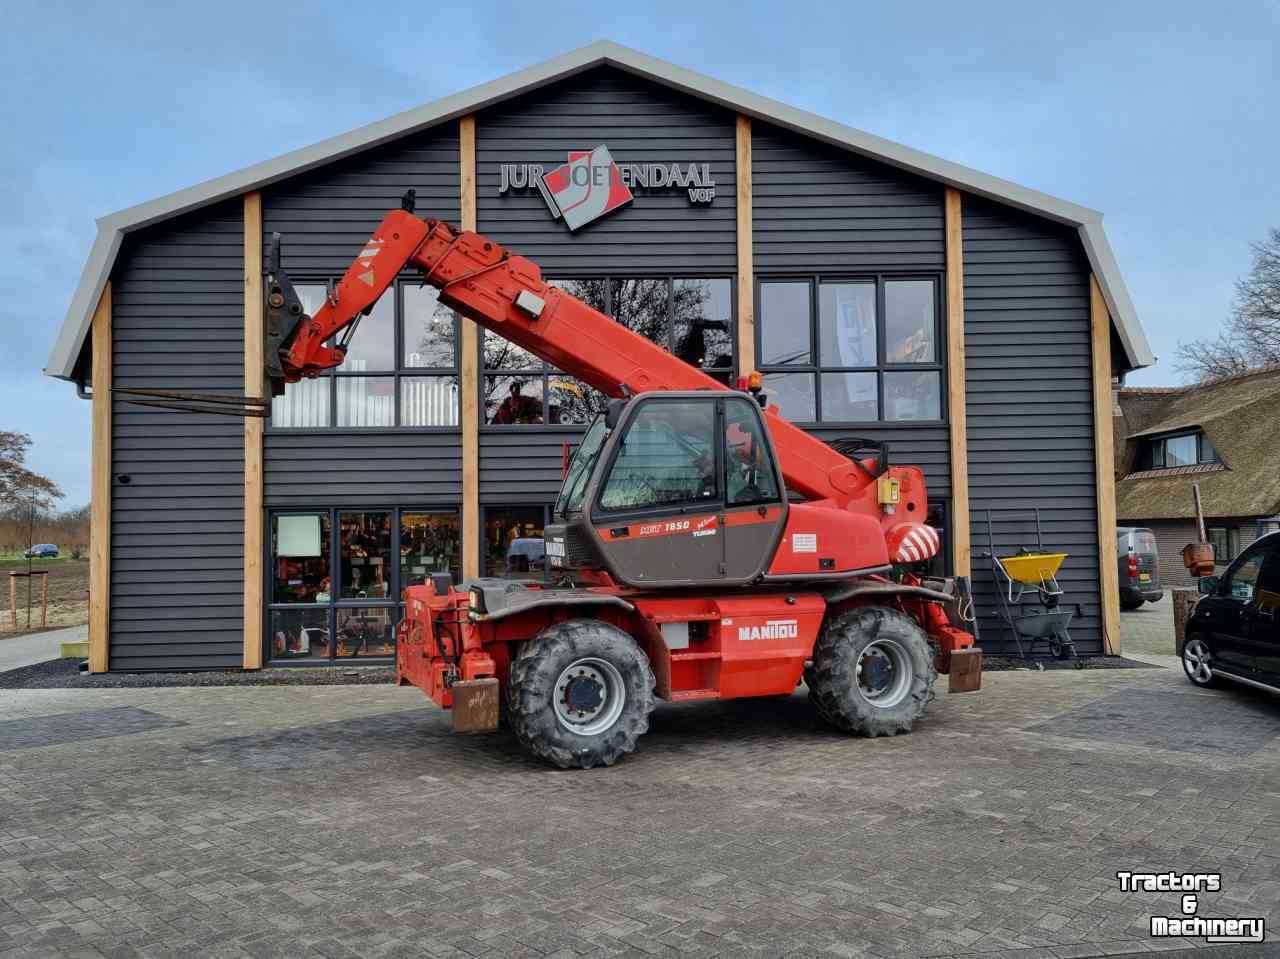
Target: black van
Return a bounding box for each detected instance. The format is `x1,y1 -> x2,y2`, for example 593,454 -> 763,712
1117,527 -> 1162,610
1180,530 -> 1280,695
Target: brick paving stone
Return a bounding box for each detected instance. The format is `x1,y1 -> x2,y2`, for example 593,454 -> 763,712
1,645 -> 1277,959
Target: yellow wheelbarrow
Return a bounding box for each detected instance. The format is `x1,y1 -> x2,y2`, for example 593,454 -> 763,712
980,510 -> 1081,661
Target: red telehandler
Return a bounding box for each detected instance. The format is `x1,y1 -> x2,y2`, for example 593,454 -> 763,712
248,195 -> 979,767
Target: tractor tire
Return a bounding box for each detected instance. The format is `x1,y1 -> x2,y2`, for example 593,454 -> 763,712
804,606 -> 937,737
507,619 -> 655,769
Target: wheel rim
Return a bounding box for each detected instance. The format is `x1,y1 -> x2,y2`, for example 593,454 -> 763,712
553,657 -> 626,735
855,639 -> 913,709
1184,639 -> 1213,684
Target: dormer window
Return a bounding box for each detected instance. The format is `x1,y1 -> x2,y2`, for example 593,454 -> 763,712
1140,431 -> 1220,470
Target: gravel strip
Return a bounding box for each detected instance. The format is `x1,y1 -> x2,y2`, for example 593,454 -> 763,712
0,657 -> 396,689
982,654 -> 1159,671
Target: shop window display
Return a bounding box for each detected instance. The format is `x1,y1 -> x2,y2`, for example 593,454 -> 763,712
272,513 -> 331,604
401,512 -> 462,596
485,506 -> 549,577
339,511 -> 392,599
266,507 -> 460,664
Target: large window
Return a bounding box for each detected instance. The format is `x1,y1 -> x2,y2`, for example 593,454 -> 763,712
1138,431 -> 1221,470
271,280 -> 460,429
268,508 -> 460,663
758,276 -> 942,423
484,505 -> 552,577
483,276 -> 735,426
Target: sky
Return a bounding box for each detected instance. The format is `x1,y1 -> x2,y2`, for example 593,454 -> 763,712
2,0 -> 1277,506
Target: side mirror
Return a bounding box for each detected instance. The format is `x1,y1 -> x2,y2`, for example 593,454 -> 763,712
604,397 -> 627,430
1198,575 -> 1219,596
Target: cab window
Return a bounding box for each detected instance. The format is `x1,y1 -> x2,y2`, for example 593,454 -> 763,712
599,400 -> 717,512
723,398 -> 781,506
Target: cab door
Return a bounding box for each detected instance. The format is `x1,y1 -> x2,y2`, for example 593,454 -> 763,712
720,396 -> 787,580
589,396 -> 726,587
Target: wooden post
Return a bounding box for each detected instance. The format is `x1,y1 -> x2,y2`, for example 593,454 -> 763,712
735,115 -> 754,379
243,191 -> 265,670
944,188 -> 970,577
1192,483 -> 1207,543
1090,275 -> 1120,656
41,572 -> 47,628
459,115 -> 481,579
1172,588 -> 1199,652
8,574 -> 15,631
89,284 -> 112,672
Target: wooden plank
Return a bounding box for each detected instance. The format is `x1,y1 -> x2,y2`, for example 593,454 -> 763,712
944,188 -> 971,577
1091,274 -> 1120,655
89,283 -> 112,673
243,191 -> 264,670
459,115 -> 481,579
735,115 -> 754,378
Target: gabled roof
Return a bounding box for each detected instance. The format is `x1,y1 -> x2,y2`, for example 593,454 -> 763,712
1115,366 -> 1280,520
44,39 -> 1154,381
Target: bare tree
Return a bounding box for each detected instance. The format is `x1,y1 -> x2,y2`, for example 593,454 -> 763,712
1177,228 -> 1280,381
0,431 -> 63,515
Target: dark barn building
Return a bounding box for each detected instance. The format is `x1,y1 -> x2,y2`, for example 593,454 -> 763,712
46,42 -> 1153,672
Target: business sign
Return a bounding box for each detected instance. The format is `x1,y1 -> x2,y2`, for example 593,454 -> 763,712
498,145 -> 716,231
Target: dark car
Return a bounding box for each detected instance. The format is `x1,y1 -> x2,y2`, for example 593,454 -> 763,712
23,543 -> 59,559
1117,527 -> 1161,609
1180,530 -> 1280,694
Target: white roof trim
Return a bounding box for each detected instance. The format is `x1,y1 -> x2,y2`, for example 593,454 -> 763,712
46,39 -> 1154,380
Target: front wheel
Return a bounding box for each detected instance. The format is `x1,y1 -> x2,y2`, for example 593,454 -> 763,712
507,619 -> 656,769
1182,636 -> 1219,688
804,606 -> 937,736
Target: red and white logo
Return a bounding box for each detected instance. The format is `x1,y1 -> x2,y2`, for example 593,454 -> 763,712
536,145 -> 633,231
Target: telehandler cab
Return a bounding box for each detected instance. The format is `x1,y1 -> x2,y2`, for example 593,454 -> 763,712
134,193 -> 981,768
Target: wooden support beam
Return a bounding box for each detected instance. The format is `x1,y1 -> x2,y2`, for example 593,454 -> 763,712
944,188 -> 971,577
735,115 -> 754,378
1091,274 -> 1121,655
89,283 -> 111,673
243,192 -> 265,670
459,115 -> 481,579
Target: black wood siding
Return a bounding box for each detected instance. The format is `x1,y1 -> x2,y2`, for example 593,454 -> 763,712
475,66 -> 737,503
109,200 -> 245,670
263,125 -> 461,275
752,121 -> 945,273
479,430 -> 579,507
262,124 -> 463,511
265,432 -> 462,508
475,66 -> 737,274
962,196 -> 1102,654
747,121 -> 951,536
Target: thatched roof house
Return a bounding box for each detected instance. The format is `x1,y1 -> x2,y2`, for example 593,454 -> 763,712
1115,366 -> 1280,585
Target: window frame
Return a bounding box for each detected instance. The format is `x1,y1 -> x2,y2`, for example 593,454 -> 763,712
592,395 -> 725,520
481,274 -> 738,430
1143,430 -> 1221,470
264,505 -> 461,665
267,277 -> 462,433
755,274 -> 946,426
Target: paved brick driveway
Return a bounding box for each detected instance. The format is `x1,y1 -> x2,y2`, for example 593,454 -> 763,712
1,643 -> 1277,958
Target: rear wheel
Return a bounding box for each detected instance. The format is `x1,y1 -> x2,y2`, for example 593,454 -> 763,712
507,619 -> 655,769
805,606 -> 937,736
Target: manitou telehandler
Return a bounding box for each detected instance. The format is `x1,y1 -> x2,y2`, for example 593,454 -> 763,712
134,193 -> 981,768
